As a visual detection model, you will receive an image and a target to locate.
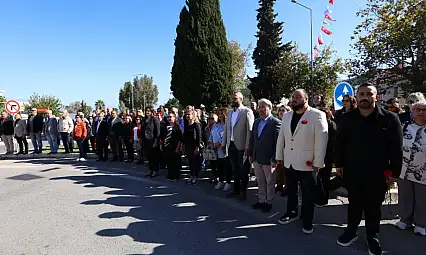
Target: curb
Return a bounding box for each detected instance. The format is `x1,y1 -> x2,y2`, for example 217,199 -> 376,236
0,153 -> 98,160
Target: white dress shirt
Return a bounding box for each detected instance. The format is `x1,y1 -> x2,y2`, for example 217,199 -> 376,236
231,109 -> 239,141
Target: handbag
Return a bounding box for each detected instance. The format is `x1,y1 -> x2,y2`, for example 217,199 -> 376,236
202,144 -> 217,160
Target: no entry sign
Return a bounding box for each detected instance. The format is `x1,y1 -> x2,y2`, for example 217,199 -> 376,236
6,100 -> 20,115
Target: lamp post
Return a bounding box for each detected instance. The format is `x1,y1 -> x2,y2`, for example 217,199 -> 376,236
132,74 -> 143,110
291,0 -> 314,103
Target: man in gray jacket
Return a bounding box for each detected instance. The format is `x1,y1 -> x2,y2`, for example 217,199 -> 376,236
249,98 -> 280,213
44,110 -> 59,154
222,91 -> 254,201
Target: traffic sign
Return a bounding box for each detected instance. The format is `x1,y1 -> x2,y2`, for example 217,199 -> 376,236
334,82 -> 354,110
5,100 -> 20,115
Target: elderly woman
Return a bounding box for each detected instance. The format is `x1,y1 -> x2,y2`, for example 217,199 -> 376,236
396,100 -> 426,236
399,92 -> 426,124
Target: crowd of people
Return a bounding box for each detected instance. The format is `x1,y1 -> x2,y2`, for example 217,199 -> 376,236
1,83 -> 426,255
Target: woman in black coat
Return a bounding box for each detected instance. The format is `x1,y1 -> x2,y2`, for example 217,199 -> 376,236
141,107 -> 161,177
334,94 -> 357,126
161,111 -> 184,181
316,106 -> 337,207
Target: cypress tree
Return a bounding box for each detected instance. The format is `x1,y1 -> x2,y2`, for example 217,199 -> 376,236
249,0 -> 290,103
171,0 -> 232,108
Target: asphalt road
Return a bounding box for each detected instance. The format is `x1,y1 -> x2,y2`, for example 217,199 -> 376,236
0,159 -> 424,255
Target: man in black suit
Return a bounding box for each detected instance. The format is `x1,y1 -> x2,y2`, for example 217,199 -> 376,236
249,99 -> 281,213
95,112 -> 109,162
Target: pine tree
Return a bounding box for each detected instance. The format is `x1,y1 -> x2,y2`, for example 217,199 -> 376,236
249,0 -> 290,103
171,0 -> 233,108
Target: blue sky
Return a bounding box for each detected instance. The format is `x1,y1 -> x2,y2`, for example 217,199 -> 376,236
0,0 -> 366,109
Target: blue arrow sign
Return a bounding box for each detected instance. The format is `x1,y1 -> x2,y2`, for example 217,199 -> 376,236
334,82 -> 354,109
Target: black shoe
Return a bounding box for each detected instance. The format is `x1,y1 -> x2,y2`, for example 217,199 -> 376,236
337,230 -> 358,247
262,203 -> 272,213
96,159 -> 102,162
127,159 -> 134,163
136,160 -> 144,165
102,159 -> 108,162
302,222 -> 314,235
237,192 -> 247,202
110,158 -> 118,162
281,187 -> 289,197
16,151 -> 24,155
24,151 -> 28,155
278,211 -> 298,225
145,171 -> 153,177
367,237 -> 382,255
150,171 -> 158,178
252,202 -> 264,210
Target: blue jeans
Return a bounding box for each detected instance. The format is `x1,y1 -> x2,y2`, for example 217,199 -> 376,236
46,133 -> 58,153
30,132 -> 43,153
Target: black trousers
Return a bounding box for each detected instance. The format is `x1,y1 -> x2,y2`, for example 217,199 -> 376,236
188,154 -> 201,178
76,139 -> 87,159
164,149 -> 181,179
15,136 -> 28,153
228,142 -> 249,194
210,160 -> 218,179
217,157 -> 232,183
286,167 -> 317,228
60,132 -> 71,153
96,137 -> 108,160
315,163 -> 332,206
110,135 -> 124,161
123,138 -> 134,160
346,177 -> 387,238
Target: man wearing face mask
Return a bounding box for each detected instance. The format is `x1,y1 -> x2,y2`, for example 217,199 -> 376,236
335,83 -> 403,255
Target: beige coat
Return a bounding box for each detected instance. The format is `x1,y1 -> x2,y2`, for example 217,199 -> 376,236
275,107 -> 328,171
222,105 -> 254,151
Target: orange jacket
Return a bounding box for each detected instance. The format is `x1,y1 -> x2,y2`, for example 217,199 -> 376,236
73,121 -> 87,140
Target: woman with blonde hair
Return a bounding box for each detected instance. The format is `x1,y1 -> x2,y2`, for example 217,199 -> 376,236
183,107 -> 203,185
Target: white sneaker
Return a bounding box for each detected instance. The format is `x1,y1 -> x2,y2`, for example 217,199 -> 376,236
80,158 -> 86,162
414,226 -> 426,236
223,183 -> 232,192
395,221 -> 410,230
215,182 -> 224,190
76,158 -> 80,161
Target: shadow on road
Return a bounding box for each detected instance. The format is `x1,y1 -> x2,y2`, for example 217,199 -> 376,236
11,159 -> 426,254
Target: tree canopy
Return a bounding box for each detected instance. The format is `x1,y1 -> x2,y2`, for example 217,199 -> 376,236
350,0 -> 426,92
164,97 -> 182,110
25,93 -> 62,116
275,44 -> 346,102
94,99 -> 105,110
249,0 -> 292,103
171,0 -> 233,108
119,74 -> 159,111
0,95 -> 6,113
229,41 -> 252,92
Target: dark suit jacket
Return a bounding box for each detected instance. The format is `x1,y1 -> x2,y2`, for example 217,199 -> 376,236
0,117 -> 14,136
249,115 -> 281,165
95,120 -> 109,138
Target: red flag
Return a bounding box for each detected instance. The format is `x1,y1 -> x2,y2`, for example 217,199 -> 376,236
329,0 -> 334,5
325,13 -> 336,21
318,35 -> 324,45
321,26 -> 332,35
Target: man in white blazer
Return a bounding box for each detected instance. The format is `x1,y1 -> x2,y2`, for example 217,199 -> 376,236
222,92 -> 254,201
276,89 -> 328,234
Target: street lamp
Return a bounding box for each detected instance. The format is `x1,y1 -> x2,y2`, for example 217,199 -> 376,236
132,74 -> 143,111
290,0 -> 314,103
